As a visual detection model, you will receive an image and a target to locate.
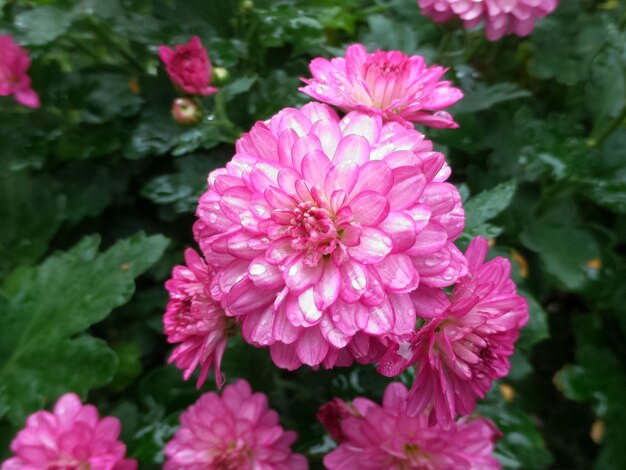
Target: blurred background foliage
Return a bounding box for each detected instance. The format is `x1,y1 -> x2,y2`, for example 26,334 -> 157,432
0,0 -> 625,468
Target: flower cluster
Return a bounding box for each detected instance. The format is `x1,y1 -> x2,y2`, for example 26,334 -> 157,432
160,41 -> 528,468
0,35 -> 40,108
164,379 -> 308,469
321,382 -> 501,469
1,394 -> 136,470
418,0 -> 559,41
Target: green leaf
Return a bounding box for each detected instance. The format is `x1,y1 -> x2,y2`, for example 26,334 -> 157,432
220,76 -> 257,100
555,342 -> 626,470
0,171 -> 65,277
453,81 -> 530,115
463,180 -> 517,239
362,15 -> 419,54
479,388 -> 553,469
517,290 -> 549,351
520,224 -> 600,290
0,233 -> 169,425
14,6 -> 75,45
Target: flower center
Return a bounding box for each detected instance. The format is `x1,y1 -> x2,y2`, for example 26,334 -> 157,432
288,201 -> 342,266
213,441 -> 250,470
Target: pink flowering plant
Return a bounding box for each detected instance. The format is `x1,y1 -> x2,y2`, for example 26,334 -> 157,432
1,1 -> 622,469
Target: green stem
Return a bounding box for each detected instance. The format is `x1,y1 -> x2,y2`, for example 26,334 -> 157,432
590,104 -> 626,146
212,92 -> 242,142
435,32 -> 453,63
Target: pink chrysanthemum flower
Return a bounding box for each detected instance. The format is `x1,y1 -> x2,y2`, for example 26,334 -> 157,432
194,102 -> 467,370
418,0 -> 559,41
323,382 -> 501,469
378,237 -> 529,428
1,393 -> 136,470
164,248 -> 233,388
164,379 -> 308,469
0,35 -> 40,108
299,44 -> 463,128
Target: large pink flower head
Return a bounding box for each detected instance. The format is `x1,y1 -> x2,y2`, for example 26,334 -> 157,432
164,248 -> 233,388
0,35 -> 40,108
323,382 -> 501,469
299,44 -> 463,129
159,35 -> 218,96
1,393 -> 136,470
378,237 -> 529,428
418,0 -> 558,41
164,379 -> 308,469
194,102 -> 467,371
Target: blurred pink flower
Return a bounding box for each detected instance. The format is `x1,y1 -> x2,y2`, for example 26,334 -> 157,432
378,237 -> 529,428
164,379 -> 308,469
418,0 -> 558,41
317,398 -> 359,443
193,102 -> 467,370
164,248 -> 232,388
0,35 -> 40,108
1,393 -> 136,470
300,44 -> 463,128
159,35 -> 218,96
323,382 -> 501,469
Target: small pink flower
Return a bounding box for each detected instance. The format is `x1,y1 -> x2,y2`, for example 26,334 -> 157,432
323,382 -> 501,469
194,103 -> 467,371
1,393 -> 136,470
159,36 -> 218,96
378,237 -> 529,428
300,44 -> 463,128
163,248 -> 232,388
164,379 -> 308,469
0,35 -> 40,108
418,0 -> 559,41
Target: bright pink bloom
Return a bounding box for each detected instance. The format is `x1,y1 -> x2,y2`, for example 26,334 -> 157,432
0,35 -> 40,108
378,237 -> 528,428
323,382 -> 501,469
300,44 -> 463,128
194,102 -> 467,370
163,248 -> 232,388
164,379 -> 308,469
1,393 -> 136,470
418,0 -> 558,41
159,36 -> 218,96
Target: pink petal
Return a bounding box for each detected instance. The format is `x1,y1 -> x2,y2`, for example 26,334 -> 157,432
349,190 -> 390,226
296,327 -> 330,366
348,227 -> 392,264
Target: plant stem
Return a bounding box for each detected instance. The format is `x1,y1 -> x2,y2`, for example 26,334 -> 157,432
590,105 -> 626,146
435,32 -> 453,63
212,93 -> 242,142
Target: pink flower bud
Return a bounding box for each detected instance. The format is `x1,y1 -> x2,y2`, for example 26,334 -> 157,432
159,36 -> 218,96
171,98 -> 201,126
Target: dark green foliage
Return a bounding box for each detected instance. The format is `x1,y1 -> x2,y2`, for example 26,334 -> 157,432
0,0 -> 625,468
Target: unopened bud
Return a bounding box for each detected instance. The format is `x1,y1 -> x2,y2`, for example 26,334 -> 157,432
212,67 -> 230,86
241,0 -> 254,10
172,98 -> 201,126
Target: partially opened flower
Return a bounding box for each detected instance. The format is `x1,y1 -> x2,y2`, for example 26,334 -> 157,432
378,237 -> 528,428
159,35 -> 218,96
418,0 -> 559,41
1,393 -> 136,470
194,102 -> 467,371
163,248 -> 233,388
323,382 -> 501,469
164,379 -> 308,469
300,44 -> 463,128
0,35 -> 40,108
